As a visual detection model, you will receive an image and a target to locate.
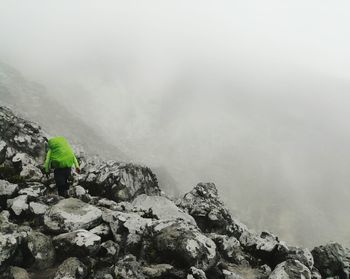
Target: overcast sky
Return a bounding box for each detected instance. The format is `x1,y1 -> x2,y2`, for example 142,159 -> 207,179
1,0 -> 350,247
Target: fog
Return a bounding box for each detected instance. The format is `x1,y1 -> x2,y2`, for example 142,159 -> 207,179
1,0 -> 350,247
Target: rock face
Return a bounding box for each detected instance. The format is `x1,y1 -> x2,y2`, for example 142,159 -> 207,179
44,198 -> 102,233
0,105 -> 348,279
177,183 -> 247,238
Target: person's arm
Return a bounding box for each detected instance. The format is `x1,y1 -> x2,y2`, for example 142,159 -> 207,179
73,154 -> 80,173
44,149 -> 52,173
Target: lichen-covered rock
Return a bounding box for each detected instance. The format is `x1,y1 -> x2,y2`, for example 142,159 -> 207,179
18,183 -> 46,199
89,223 -> 112,241
0,179 -> 18,208
53,229 -> 101,259
187,266 -> 207,279
1,266 -> 30,279
53,257 -> 88,279
312,242 -> 350,278
177,183 -> 247,238
269,260 -> 311,279
97,240 -> 119,264
79,160 -> 161,202
0,141 -> 7,164
209,234 -> 246,264
132,194 -> 196,224
144,219 -> 217,271
142,264 -> 175,278
44,198 -> 102,233
29,202 -> 48,216
26,231 -> 55,270
0,214 -> 20,270
68,185 -> 91,203
274,245 -> 314,270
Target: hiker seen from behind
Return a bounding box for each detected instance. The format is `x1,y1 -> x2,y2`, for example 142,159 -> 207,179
44,136 -> 80,197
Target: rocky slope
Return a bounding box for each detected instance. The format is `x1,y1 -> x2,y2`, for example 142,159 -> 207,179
0,105 -> 349,279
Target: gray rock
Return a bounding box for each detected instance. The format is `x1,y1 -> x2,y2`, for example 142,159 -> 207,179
53,229 -> 101,258
312,243 -> 350,278
177,183 -> 247,238
7,195 -> 29,216
209,234 -> 246,264
0,179 -> 18,198
26,231 -> 55,270
187,266 -> 207,279
144,219 -> 217,271
18,183 -> 46,198
114,254 -> 145,279
0,141 -> 7,164
142,263 -> 174,278
53,257 -> 87,279
89,223 -> 112,241
0,215 -> 19,269
131,194 -> 196,224
5,266 -> 30,279
269,260 -> 311,279
29,202 -> 48,215
98,240 -> 120,264
44,198 -> 102,233
79,160 -> 160,202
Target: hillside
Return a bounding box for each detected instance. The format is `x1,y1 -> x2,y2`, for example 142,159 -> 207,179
0,106 -> 349,278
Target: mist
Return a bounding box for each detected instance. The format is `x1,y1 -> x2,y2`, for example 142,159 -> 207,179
1,0 -> 350,247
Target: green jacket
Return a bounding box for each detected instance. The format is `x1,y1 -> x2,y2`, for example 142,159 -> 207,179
44,136 -> 80,173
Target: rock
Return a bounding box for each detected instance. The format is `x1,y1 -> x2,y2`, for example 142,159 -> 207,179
0,180 -> 18,207
53,257 -> 88,279
68,185 -> 91,202
2,266 -> 30,279
105,211 -> 152,255
312,242 -> 350,278
53,229 -> 101,258
7,195 -> 29,216
19,165 -> 42,181
44,198 -> 102,233
187,266 -> 207,279
26,231 -> 55,270
18,183 -> 46,198
114,254 -> 145,279
131,194 -> 196,224
274,246 -> 314,270
89,223 -> 112,241
144,219 -> 217,271
29,202 -> 48,215
0,215 -> 20,269
97,240 -> 119,264
0,141 -> 7,164
269,260 -> 311,279
177,183 -> 247,238
209,234 -> 246,264
142,264 -> 175,278
79,160 -> 160,202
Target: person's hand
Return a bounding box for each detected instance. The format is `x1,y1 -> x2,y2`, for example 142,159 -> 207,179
76,167 -> 81,174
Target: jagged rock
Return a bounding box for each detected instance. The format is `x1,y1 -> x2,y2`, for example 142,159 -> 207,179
0,180 -> 18,208
312,242 -> 350,278
89,223 -> 112,241
209,234 -> 246,264
0,106 -> 47,160
144,219 -> 217,271
274,245 -> 314,270
114,254 -> 145,279
18,183 -> 46,198
177,183 -> 247,238
79,160 -> 161,202
311,269 -> 322,279
97,240 -> 119,264
131,194 -> 196,224
26,231 -> 55,270
44,198 -> 102,233
222,269 -> 243,279
104,211 -> 152,255
7,195 -> 29,216
269,260 -> 311,279
68,185 -> 91,203
53,229 -> 101,259
187,266 -> 207,279
0,214 -> 20,270
53,257 -> 88,279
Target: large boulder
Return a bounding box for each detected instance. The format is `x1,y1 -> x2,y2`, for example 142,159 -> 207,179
79,160 -> 161,202
312,243 -> 350,278
53,229 -> 101,259
269,259 -> 311,279
177,183 -> 247,238
131,194 -> 196,224
1,266 -> 30,279
143,219 -> 217,271
7,195 -> 29,217
44,198 -> 102,233
26,231 -> 55,270
0,179 -> 18,208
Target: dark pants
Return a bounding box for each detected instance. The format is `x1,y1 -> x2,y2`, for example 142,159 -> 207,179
54,168 -> 71,197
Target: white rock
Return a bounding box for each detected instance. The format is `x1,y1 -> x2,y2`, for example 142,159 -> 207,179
7,195 -> 29,216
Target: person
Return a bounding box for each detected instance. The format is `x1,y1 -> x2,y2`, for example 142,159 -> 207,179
44,136 -> 80,197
